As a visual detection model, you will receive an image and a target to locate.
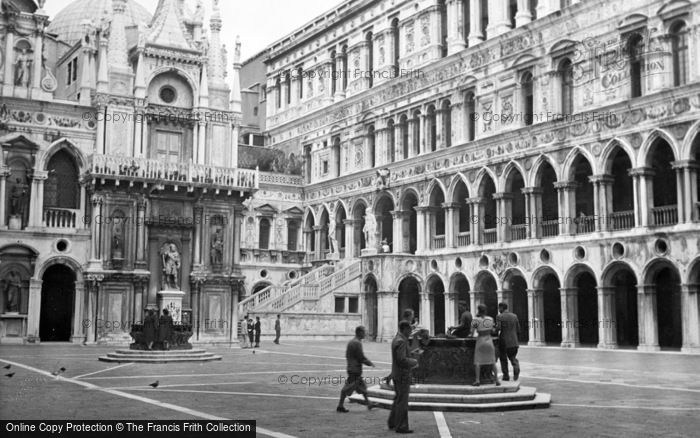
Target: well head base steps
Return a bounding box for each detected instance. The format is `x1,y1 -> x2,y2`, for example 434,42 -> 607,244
349,383 -> 551,412
98,349 -> 222,363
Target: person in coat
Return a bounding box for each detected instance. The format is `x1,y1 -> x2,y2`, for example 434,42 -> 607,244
387,320 -> 418,434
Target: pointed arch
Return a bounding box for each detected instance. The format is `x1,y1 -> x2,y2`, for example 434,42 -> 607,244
562,147 -> 597,181
447,172 -> 471,201
474,167 -> 499,194
502,161 -> 526,192
529,154 -> 559,187
639,128 -> 680,167
40,138 -> 87,172
681,120 -> 700,160
426,178 -> 447,202
599,138 -> 636,174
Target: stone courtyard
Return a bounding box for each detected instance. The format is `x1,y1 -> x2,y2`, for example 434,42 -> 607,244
1,343 -> 698,437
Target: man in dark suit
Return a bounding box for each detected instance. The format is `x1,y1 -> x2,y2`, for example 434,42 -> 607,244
495,302 -> 520,381
388,320 -> 418,434
254,316 -> 261,347
449,305 -> 473,338
274,314 -> 281,344
247,318 -> 255,347
337,326 -> 375,412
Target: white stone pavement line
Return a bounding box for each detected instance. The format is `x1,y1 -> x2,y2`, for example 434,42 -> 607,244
553,403 -> 700,411
0,358 -> 297,438
520,374 -> 700,393
103,382 -> 255,390
74,362 -> 134,379
433,412 -> 453,438
519,361 -> 694,377
124,388 -> 338,401
81,368 -> 353,380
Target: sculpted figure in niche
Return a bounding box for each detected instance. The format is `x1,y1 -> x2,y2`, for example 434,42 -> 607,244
161,243 -> 181,290
363,208 -> 377,250
210,228 -> 224,265
4,271 -> 22,313
10,177 -> 30,227
14,48 -> 32,87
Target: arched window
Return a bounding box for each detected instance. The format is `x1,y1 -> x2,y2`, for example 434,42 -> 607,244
391,18 -> 400,76
259,218 -> 271,250
558,58 -> 573,116
627,33 -> 644,98
413,110 -> 422,156
427,105 -> 437,152
287,220 -> 299,251
366,32 -> 374,88
521,71 -> 534,125
285,71 -> 291,105
45,150 -> 79,209
466,91 -> 476,141
671,21 -> 688,87
333,136 -> 341,176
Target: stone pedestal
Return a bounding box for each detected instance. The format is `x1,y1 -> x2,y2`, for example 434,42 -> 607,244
158,290 -> 186,323
413,337 -> 498,385
0,313 -> 28,344
8,215 -> 22,230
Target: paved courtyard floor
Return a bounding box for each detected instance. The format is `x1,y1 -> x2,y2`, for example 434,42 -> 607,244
1,341 -> 699,437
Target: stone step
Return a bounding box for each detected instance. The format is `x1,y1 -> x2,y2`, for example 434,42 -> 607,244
366,385 -> 537,404
111,349 -> 210,356
390,381 -> 520,394
98,350 -> 222,363
350,390 -> 551,412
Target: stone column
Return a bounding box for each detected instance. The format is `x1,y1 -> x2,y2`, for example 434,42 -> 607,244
471,290 -> 484,312
32,23 -> 46,93
84,276 -> 103,344
468,0 -> 484,46
436,108 -> 446,149
193,204 -> 204,267
407,117 -> 416,158
95,104 -> 106,155
344,219 -> 356,259
391,211 -> 405,253
671,161 -> 686,225
537,0 -> 559,18
560,287 -> 579,348
679,161 -> 699,222
527,289 -> 546,346
232,208 -> 243,269
377,290 -> 399,342
135,197 -> 147,269
28,170 -> 48,228
681,284 -> 700,353
445,292 -> 459,328
420,113 -> 428,155
522,187 -> 542,238
375,126 -> 387,167
393,120 -> 403,162
414,207 -> 429,254
515,0 -> 532,27
487,0 -> 511,37
26,279 -> 42,341
637,284 -> 660,352
554,182 -> 576,235
0,166 -> 8,228
497,289 -> 513,313
447,0 -> 466,54
466,197 -> 485,245
493,192 -> 512,242
89,195 -> 104,264
629,167 -> 653,227
590,175 -> 614,232
596,286 -> 617,349
133,278 -> 146,325
71,280 -> 86,344
313,225 -> 323,260
2,28 -> 14,91
444,203 -> 458,248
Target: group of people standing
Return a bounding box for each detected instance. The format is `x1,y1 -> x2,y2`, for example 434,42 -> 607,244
336,303 -> 521,434
240,314 -> 282,348
142,308 -> 174,351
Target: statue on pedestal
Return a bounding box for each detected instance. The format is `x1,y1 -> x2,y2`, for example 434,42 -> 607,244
14,49 -> 32,87
210,228 -> 223,265
4,271 -> 21,313
160,243 -> 181,290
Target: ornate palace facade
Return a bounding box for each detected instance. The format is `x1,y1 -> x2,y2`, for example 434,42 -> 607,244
242,0 -> 700,352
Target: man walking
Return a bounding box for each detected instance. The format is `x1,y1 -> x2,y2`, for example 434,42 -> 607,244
337,326 -> 375,412
247,318 -> 255,347
254,316 -> 262,348
495,302 -> 520,381
388,320 -> 418,434
274,315 -> 281,344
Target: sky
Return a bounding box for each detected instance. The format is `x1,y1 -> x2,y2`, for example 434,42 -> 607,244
43,0 -> 339,61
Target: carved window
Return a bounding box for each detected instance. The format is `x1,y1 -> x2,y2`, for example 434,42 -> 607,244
259,218 -> 271,250
387,119 -> 395,163
391,19 -> 400,75
45,150 -> 79,209
671,21 -> 688,87
465,91 -> 476,141
367,125 -> 376,168
558,58 -> 574,116
520,71 -> 534,125
442,100 -> 452,148
331,50 -> 338,95
287,220 -> 299,251
627,33 -> 644,98
366,32 -> 374,88
276,77 -> 281,108
348,297 -> 359,313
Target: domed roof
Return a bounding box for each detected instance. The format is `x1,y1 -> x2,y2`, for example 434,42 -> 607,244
48,0 -> 152,45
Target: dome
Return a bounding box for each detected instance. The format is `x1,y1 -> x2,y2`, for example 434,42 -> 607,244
48,0 -> 153,45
